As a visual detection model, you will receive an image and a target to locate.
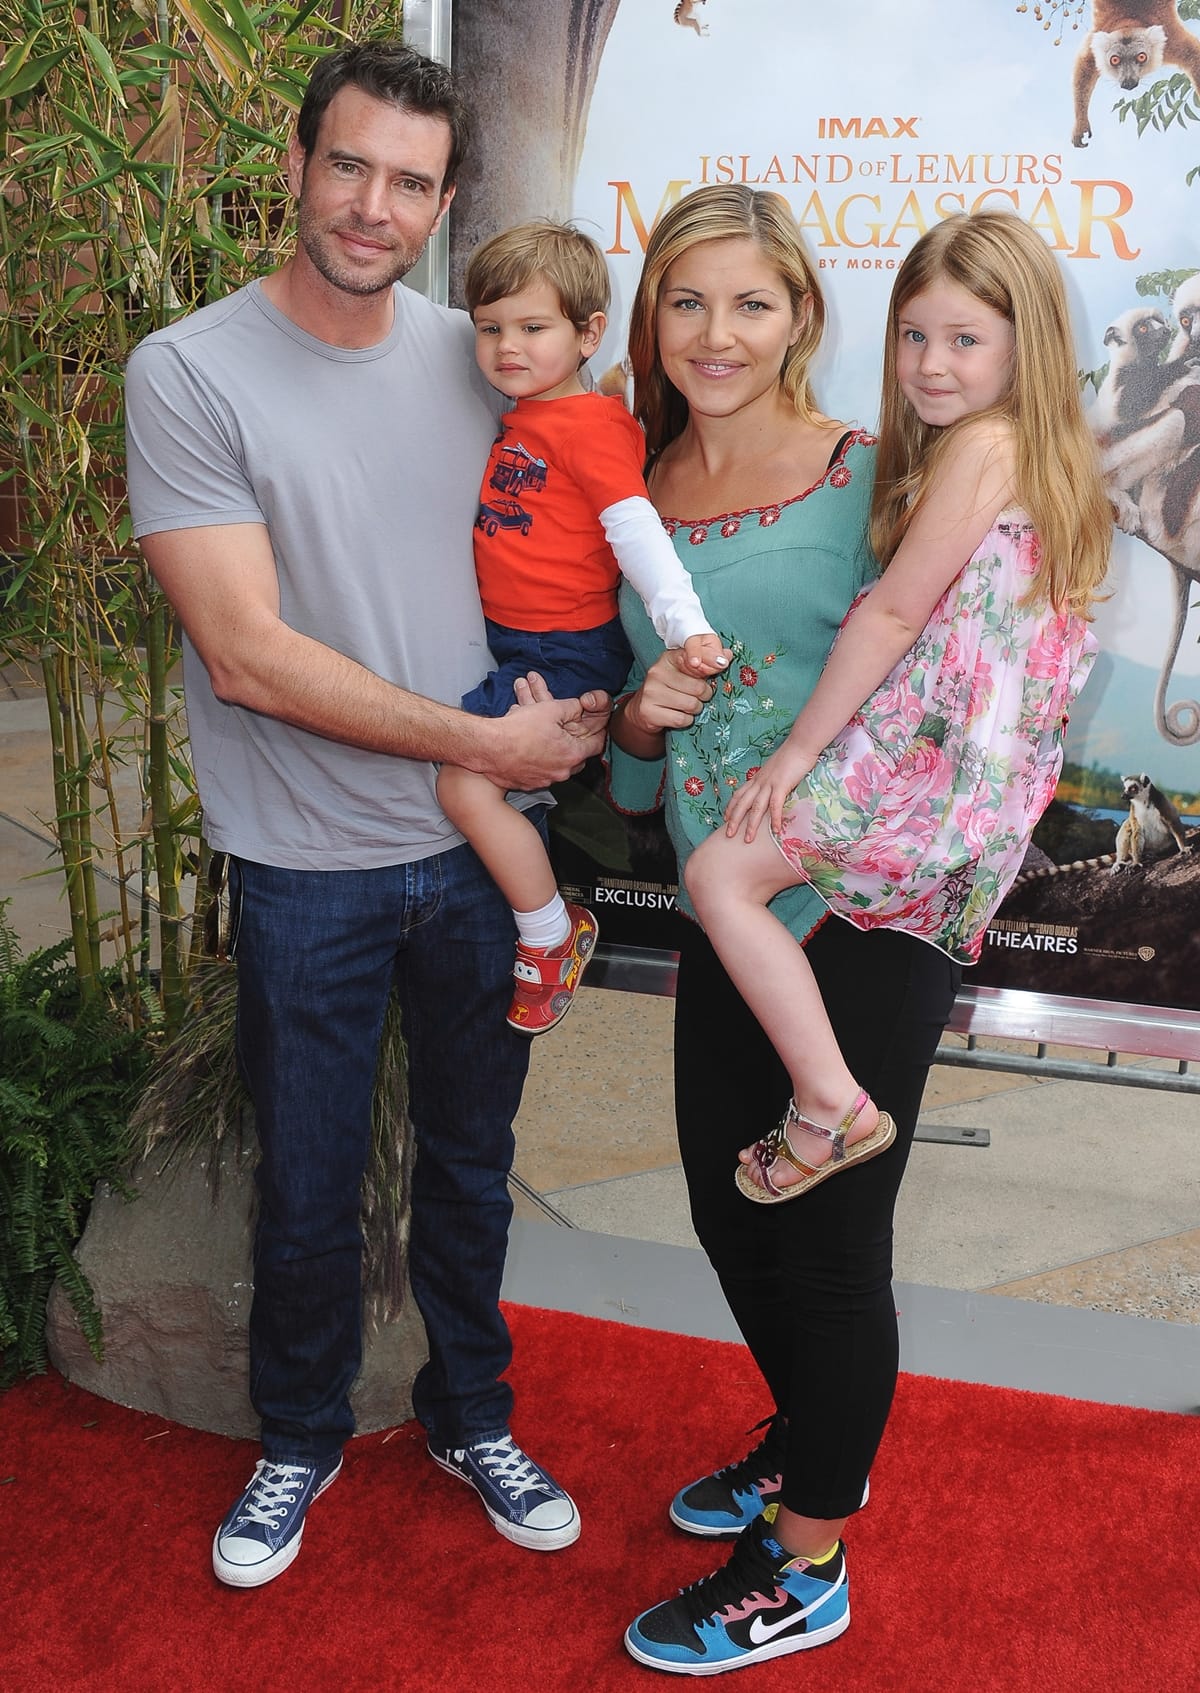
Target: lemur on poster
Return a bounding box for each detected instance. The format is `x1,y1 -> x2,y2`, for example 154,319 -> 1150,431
1072,1 -> 1200,146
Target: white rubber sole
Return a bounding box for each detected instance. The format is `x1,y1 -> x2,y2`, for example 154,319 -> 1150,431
212,1457 -> 342,1589
624,1603 -> 850,1675
429,1447 -> 581,1551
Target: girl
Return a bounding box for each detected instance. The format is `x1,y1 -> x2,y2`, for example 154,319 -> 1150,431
684,210 -> 1111,1204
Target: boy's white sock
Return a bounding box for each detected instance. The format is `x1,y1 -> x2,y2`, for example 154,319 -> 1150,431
514,894 -> 572,951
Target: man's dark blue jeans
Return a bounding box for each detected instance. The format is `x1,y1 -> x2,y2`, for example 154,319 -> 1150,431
227,834 -> 536,1464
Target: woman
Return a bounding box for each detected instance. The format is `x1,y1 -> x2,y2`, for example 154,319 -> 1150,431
609,185 -> 961,1676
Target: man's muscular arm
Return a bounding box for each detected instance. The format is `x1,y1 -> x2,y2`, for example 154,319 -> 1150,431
143,523 -> 609,789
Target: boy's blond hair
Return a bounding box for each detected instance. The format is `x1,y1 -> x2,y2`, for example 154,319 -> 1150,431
465,220 -> 610,329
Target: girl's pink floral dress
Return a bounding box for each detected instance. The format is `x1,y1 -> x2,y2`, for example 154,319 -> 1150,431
773,511 -> 1098,964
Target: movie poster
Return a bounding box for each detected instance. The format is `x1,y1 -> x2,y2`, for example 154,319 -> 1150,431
451,0 -> 1200,1008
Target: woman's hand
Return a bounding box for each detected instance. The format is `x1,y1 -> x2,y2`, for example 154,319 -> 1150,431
612,648 -> 723,756
723,738 -> 819,842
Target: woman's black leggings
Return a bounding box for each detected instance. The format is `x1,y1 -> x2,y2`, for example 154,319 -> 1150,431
673,912 -> 961,1520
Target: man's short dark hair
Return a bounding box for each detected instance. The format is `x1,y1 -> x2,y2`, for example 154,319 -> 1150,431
296,41 -> 470,191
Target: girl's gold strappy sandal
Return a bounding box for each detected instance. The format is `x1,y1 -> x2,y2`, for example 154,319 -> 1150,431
735,1089 -> 896,1205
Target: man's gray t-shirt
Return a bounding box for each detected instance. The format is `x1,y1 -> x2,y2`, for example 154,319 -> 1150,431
125,279 -> 501,870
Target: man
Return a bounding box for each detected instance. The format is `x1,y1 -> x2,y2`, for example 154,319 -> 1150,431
125,42 -> 608,1588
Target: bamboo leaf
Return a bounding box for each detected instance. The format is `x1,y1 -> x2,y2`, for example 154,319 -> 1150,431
0,35 -> 38,91
7,390 -> 57,430
3,344 -> 44,380
0,46 -> 70,102
174,0 -> 255,81
196,218 -> 250,263
78,27 -> 127,108
117,65 -> 167,93
281,0 -> 329,36
59,103 -> 124,154
66,418 -> 92,481
261,73 -> 305,110
192,79 -> 283,148
41,282 -> 96,315
122,41 -> 192,67
133,85 -> 184,167
200,165 -> 281,189
70,159 -> 133,198
218,0 -> 265,55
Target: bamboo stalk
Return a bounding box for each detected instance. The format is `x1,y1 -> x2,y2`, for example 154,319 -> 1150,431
66,655 -> 103,980
91,686 -> 144,1016
143,602 -> 181,1028
40,650 -> 98,1002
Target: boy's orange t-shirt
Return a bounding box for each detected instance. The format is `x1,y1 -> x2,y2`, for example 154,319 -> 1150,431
473,392 -> 651,633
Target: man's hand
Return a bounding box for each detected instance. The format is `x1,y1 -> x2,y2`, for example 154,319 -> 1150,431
483,673 -> 612,788
570,685 -> 614,744
513,671 -> 613,738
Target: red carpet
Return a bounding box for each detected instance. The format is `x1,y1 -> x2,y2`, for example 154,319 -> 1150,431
1,1303 -> 1198,1692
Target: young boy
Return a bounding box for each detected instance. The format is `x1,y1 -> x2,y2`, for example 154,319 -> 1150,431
437,220 -> 728,1034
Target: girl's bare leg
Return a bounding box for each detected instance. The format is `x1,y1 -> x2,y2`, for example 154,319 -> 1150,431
684,825 -> 881,1185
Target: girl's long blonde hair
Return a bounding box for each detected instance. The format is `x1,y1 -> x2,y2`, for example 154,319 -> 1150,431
872,211 -> 1110,615
628,185 -> 827,460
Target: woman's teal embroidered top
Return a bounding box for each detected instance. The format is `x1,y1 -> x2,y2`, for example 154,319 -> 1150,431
608,431 -> 878,935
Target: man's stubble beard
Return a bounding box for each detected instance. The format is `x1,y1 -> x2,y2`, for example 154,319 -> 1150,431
295,197 -> 427,297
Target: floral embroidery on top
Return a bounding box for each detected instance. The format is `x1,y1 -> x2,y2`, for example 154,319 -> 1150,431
607,433 -> 881,930
676,636 -> 792,827
661,429 -> 875,547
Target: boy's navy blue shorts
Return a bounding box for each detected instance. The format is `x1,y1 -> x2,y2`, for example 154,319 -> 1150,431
461,614 -> 634,719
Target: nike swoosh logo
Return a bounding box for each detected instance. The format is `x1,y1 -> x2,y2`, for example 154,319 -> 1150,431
747,1610 -> 808,1645
745,1569 -> 845,1645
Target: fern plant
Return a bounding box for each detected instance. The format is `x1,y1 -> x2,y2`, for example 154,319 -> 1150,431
0,905 -> 152,1384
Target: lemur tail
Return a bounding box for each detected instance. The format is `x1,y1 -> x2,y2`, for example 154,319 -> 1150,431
1013,852 -> 1117,884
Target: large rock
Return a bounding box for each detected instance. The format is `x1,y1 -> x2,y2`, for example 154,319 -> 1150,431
45,1143 -> 428,1438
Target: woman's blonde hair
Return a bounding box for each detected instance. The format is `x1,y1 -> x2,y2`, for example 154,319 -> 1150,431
628,185 -> 826,458
872,211 -> 1110,614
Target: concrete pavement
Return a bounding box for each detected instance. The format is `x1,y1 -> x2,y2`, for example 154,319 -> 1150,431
5,659 -> 1200,1411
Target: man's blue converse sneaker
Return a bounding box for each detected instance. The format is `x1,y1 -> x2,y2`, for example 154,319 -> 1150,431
212,1453 -> 342,1588
428,1434 -> 580,1550
670,1417 -> 786,1537
625,1504 -> 850,1675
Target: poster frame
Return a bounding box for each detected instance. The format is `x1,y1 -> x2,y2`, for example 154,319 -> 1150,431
430,0 -> 1200,1070
400,0 -> 451,304
588,946 -> 1200,1065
